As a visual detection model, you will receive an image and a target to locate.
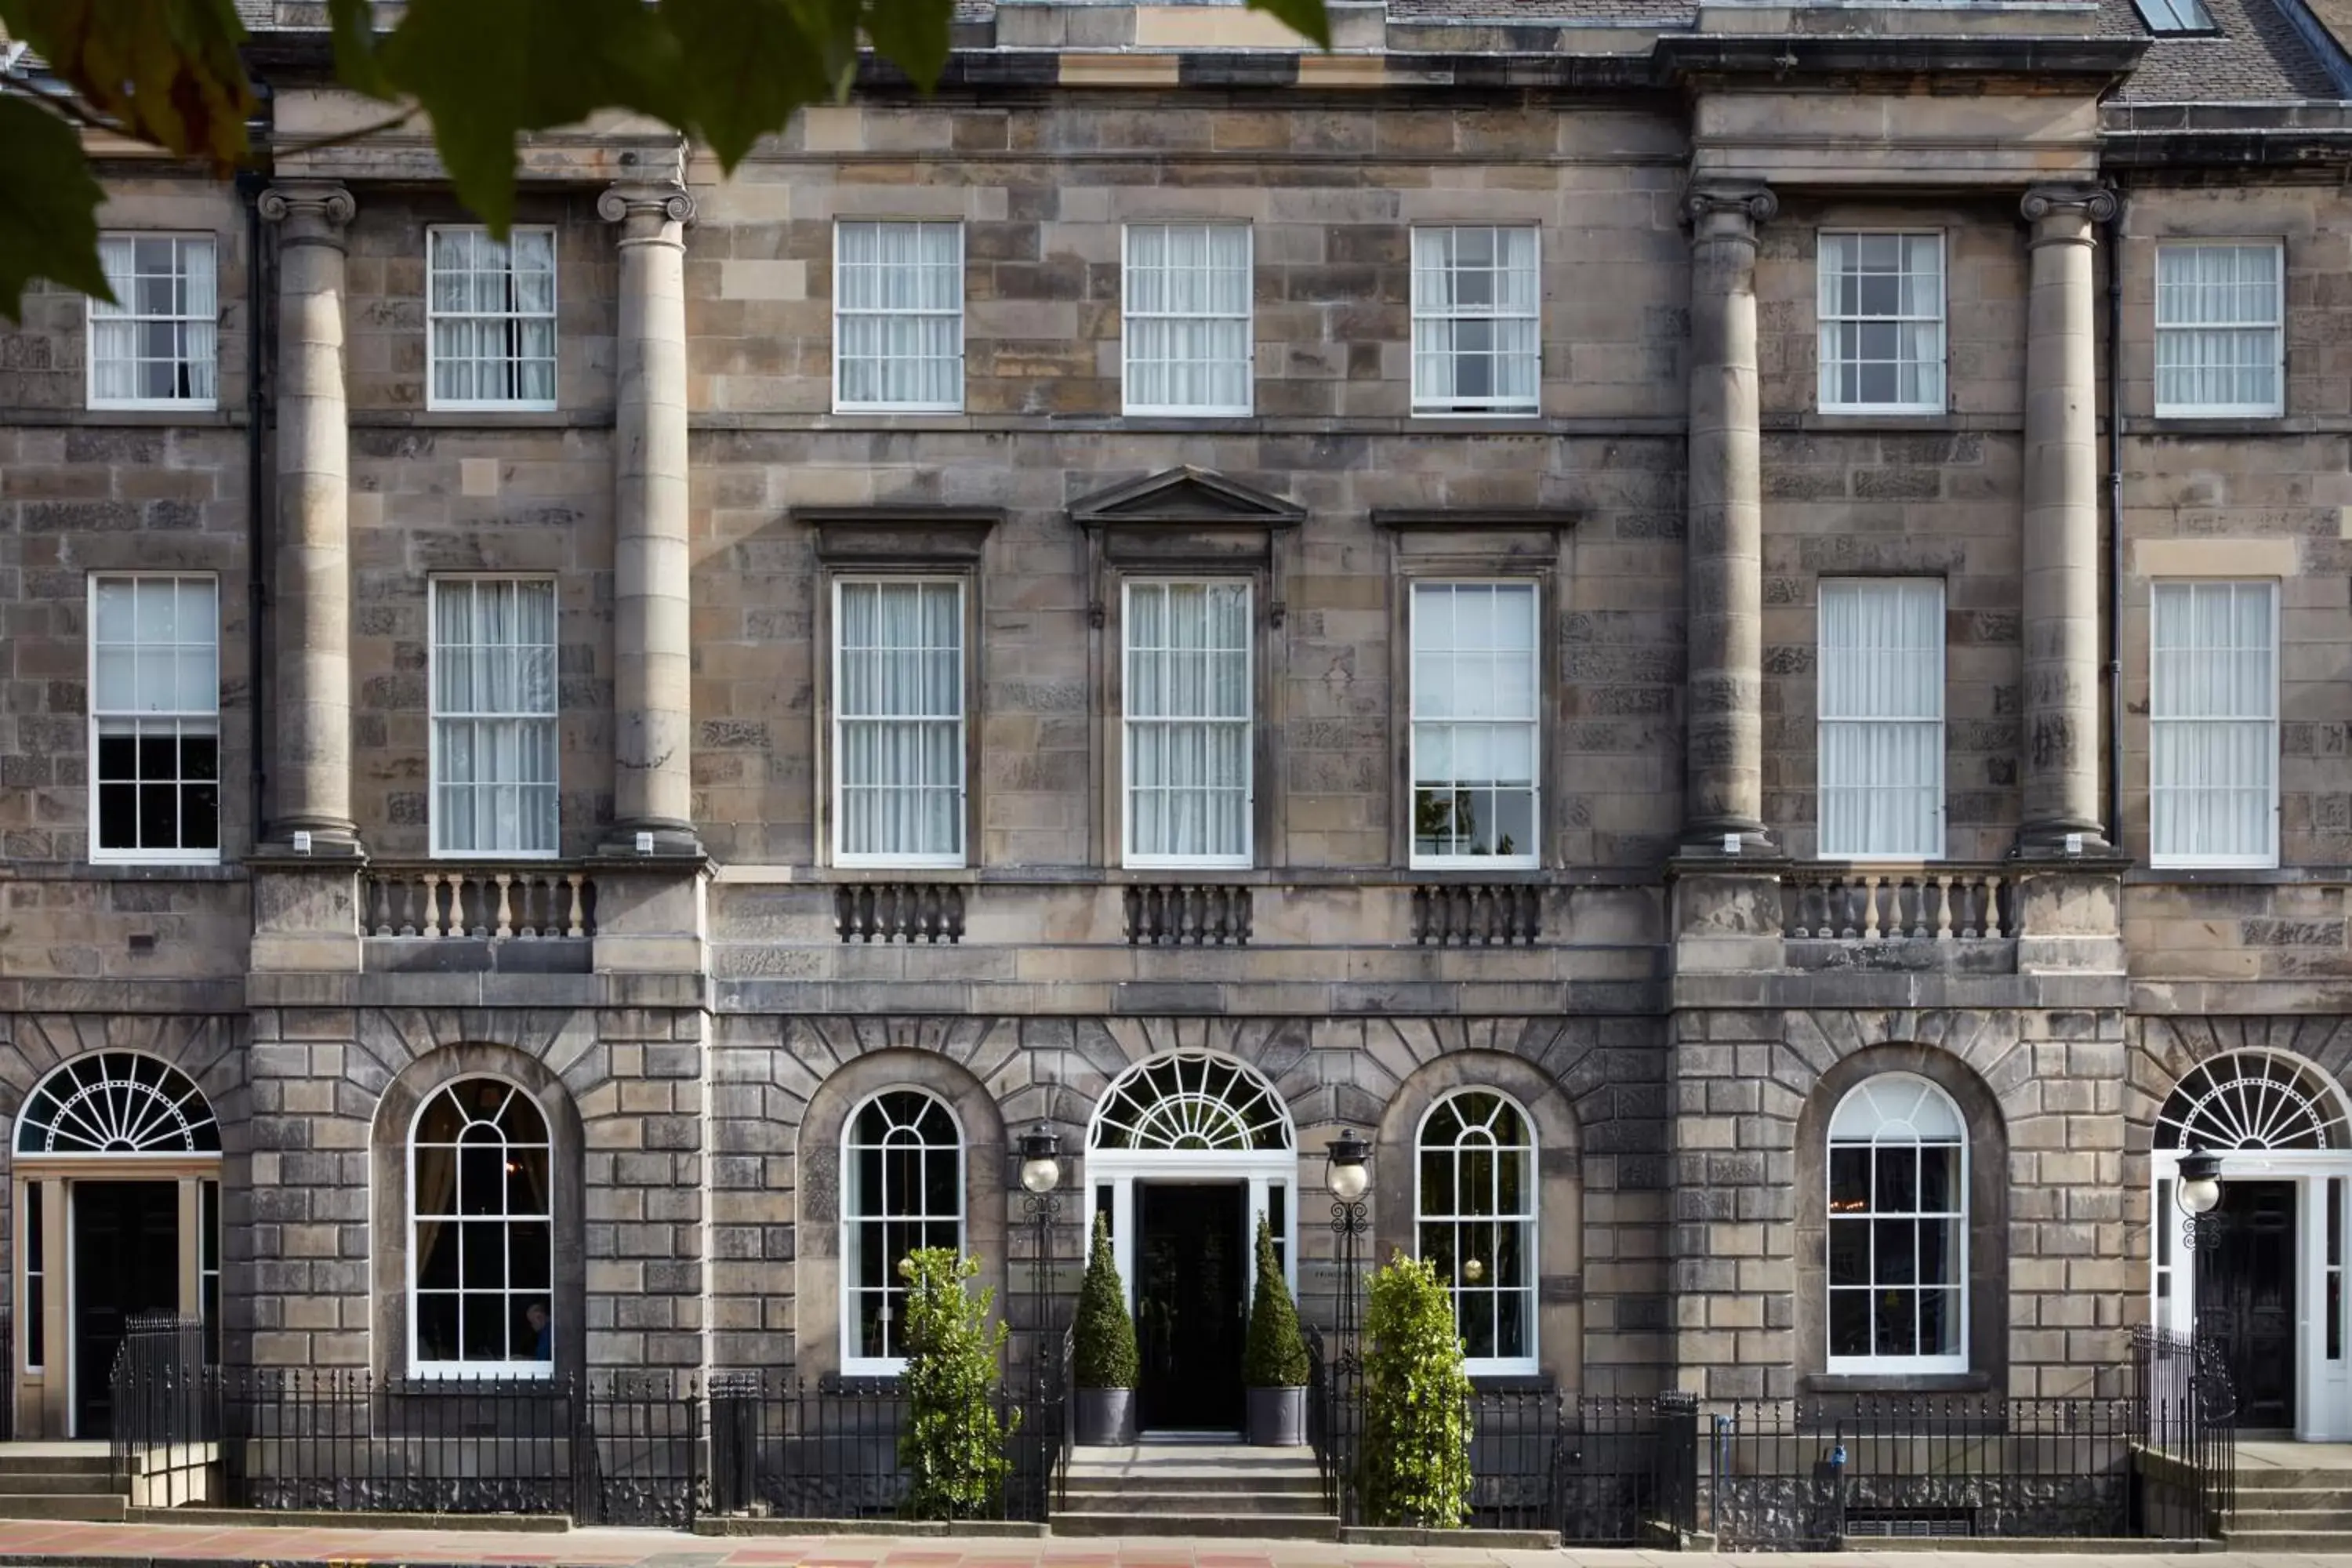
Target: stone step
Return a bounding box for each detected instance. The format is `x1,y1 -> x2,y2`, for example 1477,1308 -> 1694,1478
2230,1486 -> 2352,1507
0,1494 -> 129,1522
2227,1508 -> 2352,1530
1051,1511 -> 1338,1541
1060,1486 -> 1329,1515
2221,1530 -> 2352,1552
0,1453 -> 113,1478
2230,1469 -> 2352,1491
0,1472 -> 131,1495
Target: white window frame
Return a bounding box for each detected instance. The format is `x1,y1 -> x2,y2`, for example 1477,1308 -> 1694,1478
1817,230 -> 1947,416
1121,223 -> 1254,417
1816,578 -> 1946,862
1826,1074 -> 1969,1377
1408,579 -> 1541,870
1120,578 -> 1254,871
831,577 -> 967,870
2149,578 -> 2280,870
407,1076 -> 557,1380
1414,1090 -> 1540,1378
425,225 -> 559,413
427,576 -> 561,861
87,234 -> 220,412
832,220 -> 966,415
87,573 -> 222,866
1410,226 -> 1542,417
2154,241 -> 2285,419
839,1088 -> 967,1377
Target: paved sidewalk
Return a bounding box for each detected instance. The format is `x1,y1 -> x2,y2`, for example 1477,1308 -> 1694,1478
0,1523 -> 2343,1568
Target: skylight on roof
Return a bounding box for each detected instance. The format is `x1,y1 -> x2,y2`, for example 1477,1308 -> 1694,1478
2132,0 -> 2219,34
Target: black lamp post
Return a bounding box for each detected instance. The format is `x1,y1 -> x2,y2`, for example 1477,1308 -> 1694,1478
2174,1145 -> 2224,1320
1018,1123 -> 1063,1399
1325,1128 -> 1372,1359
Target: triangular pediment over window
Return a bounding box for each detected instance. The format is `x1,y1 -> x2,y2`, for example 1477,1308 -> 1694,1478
1069,467 -> 1303,566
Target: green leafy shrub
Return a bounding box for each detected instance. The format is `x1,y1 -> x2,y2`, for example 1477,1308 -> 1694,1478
897,1247 -> 1018,1520
1073,1212 -> 1139,1389
1360,1250 -> 1472,1528
1242,1210 -> 1309,1388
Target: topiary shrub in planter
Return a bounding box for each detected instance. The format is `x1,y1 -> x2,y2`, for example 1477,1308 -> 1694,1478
897,1247 -> 1018,1520
1361,1250 -> 1472,1528
1072,1212 -> 1139,1445
1242,1210 -> 1310,1446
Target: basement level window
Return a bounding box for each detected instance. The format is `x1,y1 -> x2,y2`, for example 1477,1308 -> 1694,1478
2132,0 -> 2219,34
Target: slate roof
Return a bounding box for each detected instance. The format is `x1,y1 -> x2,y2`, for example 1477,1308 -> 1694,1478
2110,0 -> 2349,97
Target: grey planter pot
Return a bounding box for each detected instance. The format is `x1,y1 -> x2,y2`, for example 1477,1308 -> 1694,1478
1074,1386 -> 1136,1446
1247,1385 -> 1308,1446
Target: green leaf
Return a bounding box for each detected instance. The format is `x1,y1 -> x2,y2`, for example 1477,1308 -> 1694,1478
0,94 -> 112,323
662,0 -> 838,171
0,0 -> 256,169
325,0 -> 396,100
375,0 -> 691,235
860,0 -> 958,93
1247,0 -> 1333,47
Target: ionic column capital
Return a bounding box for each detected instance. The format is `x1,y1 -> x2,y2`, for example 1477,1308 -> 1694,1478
2021,183 -> 2117,245
599,181 -> 696,240
1684,182 -> 1778,241
257,182 -> 358,248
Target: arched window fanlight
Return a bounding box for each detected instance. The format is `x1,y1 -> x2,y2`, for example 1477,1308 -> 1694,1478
16,1053 -> 220,1156
1087,1051 -> 1293,1152
1828,1073 -> 1966,1372
2159,1050 -> 2350,1152
410,1078 -> 554,1373
843,1090 -> 964,1370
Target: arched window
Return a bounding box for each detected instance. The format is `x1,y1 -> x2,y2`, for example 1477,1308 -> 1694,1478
16,1052 -> 220,1155
843,1090 -> 964,1372
411,1079 -> 553,1375
1828,1073 -> 1966,1371
1417,1091 -> 1537,1374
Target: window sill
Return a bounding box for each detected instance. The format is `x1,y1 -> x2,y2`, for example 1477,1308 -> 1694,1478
1804,1371 -> 1990,1394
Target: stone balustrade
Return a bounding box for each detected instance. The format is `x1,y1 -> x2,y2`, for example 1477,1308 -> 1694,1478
833,883 -> 966,944
361,864 -> 596,939
1122,884 -> 1253,946
1782,864 -> 2016,942
1410,884 -> 1542,946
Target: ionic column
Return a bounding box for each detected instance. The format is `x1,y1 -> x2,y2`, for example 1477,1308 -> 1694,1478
2018,185 -> 2117,854
259,183 -> 361,853
599,180 -> 701,854
1680,183 -> 1777,855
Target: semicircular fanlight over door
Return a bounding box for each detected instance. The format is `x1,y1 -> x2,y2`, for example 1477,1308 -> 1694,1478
15,1052 -> 221,1156
1087,1051 -> 1294,1152
2158,1049 -> 2352,1152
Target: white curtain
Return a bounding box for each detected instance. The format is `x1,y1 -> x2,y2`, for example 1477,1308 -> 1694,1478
1411,227 -> 1539,410
837,580 -> 964,860
1127,582 -> 1250,860
90,237 -> 216,404
93,576 -> 217,717
434,579 -> 559,854
1125,225 -> 1251,412
430,228 -> 557,405
2152,580 -> 2276,862
1818,233 -> 1944,411
1410,582 -> 1539,859
2156,245 -> 2281,413
837,222 -> 962,409
1818,579 -> 1944,858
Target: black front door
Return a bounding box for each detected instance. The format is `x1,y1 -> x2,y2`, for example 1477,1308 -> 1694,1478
1137,1183 -> 1245,1432
2201,1179 -> 2297,1430
73,1181 -> 180,1437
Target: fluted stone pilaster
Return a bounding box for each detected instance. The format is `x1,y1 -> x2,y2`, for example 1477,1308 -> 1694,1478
259,182 -> 361,854
1680,183 -> 1777,855
600,179 -> 701,855
2018,184 -> 2117,855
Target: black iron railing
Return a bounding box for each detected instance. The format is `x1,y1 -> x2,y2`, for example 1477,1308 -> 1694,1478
2130,1326 -> 2237,1538
1707,1396 -> 2142,1548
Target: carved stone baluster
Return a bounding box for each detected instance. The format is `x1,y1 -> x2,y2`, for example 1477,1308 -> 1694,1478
1907,877 -> 1929,939
493,873 -> 515,939
1861,875 -> 1882,942
423,871 -> 447,938
1936,874 -> 1955,942
567,873 -> 588,938
1987,873 -> 2006,938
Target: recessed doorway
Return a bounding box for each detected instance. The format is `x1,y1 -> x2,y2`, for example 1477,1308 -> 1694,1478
2208,1179 -> 2298,1431
1136,1182 -> 1246,1433
71,1181 -> 180,1438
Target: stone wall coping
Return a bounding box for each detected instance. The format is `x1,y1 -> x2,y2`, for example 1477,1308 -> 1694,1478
1671,970 -> 2130,1009
4,862 -> 249,884
2123,866 -> 2352,887
1801,1370 -> 1995,1394
707,864 -> 1654,887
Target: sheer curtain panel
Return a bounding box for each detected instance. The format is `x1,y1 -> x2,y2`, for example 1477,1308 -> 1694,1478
89,236 -> 218,408
1818,579 -> 1944,858
2155,244 -> 2283,416
835,222 -> 964,411
432,579 -> 560,855
1123,224 -> 1253,414
1410,582 -> 1540,866
427,228 -> 557,408
2151,580 -> 2277,866
834,579 -> 966,865
1124,581 -> 1252,866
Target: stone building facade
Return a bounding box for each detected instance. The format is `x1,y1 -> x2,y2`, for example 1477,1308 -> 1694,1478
7,0 -> 2352,1445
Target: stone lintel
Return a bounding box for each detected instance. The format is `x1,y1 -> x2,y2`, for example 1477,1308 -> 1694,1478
799,506 -> 1004,567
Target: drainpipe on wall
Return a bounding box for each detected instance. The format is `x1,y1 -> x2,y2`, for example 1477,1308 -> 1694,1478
2104,181 -> 2126,851
238,167 -> 270,851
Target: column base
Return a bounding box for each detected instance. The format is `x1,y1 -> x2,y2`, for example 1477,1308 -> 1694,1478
259,819 -> 366,858
1675,821 -> 1778,858
597,820 -> 706,858
2013,822 -> 2114,858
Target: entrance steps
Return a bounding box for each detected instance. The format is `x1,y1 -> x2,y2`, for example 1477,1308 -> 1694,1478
1054,1444 -> 1337,1540
0,1445 -> 127,1522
